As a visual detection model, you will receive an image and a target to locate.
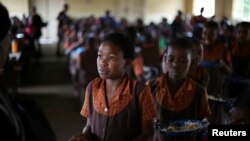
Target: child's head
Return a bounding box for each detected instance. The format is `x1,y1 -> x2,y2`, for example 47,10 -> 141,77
190,38 -> 203,67
0,3 -> 11,74
236,22 -> 250,43
162,38 -> 193,81
97,32 -> 134,80
203,21 -> 219,44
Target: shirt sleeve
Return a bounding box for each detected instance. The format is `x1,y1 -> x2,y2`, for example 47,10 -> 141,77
80,85 -> 90,118
139,86 -> 156,121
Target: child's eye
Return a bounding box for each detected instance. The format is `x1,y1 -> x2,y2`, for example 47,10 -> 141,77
109,56 -> 116,60
97,54 -> 103,59
167,57 -> 174,62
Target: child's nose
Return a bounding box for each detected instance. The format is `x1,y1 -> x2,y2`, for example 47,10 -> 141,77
172,61 -> 179,67
100,58 -> 108,66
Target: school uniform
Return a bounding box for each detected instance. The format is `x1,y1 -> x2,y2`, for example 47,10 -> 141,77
149,74 -> 210,120
81,75 -> 156,141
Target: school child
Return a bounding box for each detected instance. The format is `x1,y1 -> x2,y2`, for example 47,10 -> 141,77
201,21 -> 232,124
148,38 -> 211,141
189,38 -> 209,87
201,21 -> 232,96
226,22 -> 250,98
68,32 -> 156,141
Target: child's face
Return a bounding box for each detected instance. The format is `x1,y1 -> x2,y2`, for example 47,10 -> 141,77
163,46 -> 192,81
237,26 -> 250,43
97,41 -> 127,80
203,28 -> 218,44
192,44 -> 203,67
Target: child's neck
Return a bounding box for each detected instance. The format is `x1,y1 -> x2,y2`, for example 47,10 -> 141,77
105,74 -> 125,103
106,74 -> 125,88
167,76 -> 186,96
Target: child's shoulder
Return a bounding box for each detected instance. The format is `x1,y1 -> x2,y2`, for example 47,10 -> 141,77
189,76 -> 203,87
88,77 -> 103,89
145,74 -> 166,93
148,74 -> 165,85
188,77 -> 205,95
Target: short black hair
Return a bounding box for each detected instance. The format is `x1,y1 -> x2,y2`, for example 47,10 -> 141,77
102,32 -> 135,60
165,37 -> 193,57
205,21 -> 219,30
236,21 -> 250,29
124,26 -> 137,43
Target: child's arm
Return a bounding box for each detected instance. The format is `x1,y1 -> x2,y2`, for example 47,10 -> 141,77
82,118 -> 92,136
132,120 -> 154,141
68,118 -> 92,141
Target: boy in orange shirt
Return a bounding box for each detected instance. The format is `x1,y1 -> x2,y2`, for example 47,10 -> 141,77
149,38 -> 210,141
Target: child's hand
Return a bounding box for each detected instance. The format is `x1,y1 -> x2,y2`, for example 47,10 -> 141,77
153,132 -> 165,141
68,133 -> 90,141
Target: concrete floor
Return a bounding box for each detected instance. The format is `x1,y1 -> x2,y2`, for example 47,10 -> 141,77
16,44 -> 86,141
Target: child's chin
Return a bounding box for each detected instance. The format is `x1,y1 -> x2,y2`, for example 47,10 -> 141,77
170,73 -> 186,80
99,74 -> 109,79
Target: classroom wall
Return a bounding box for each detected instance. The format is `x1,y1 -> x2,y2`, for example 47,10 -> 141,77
185,0 -> 193,14
66,0 -> 113,18
144,0 -> 185,24
65,0 -> 144,23
0,0 -> 29,18
0,0 -> 236,42
215,0 -> 233,20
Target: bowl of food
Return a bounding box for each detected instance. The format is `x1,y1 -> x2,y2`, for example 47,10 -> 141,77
159,119 -> 208,136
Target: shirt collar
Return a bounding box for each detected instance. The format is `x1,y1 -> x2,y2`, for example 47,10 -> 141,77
98,74 -> 131,96
163,74 -> 194,93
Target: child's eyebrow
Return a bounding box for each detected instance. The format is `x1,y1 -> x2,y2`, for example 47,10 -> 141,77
108,52 -> 118,56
